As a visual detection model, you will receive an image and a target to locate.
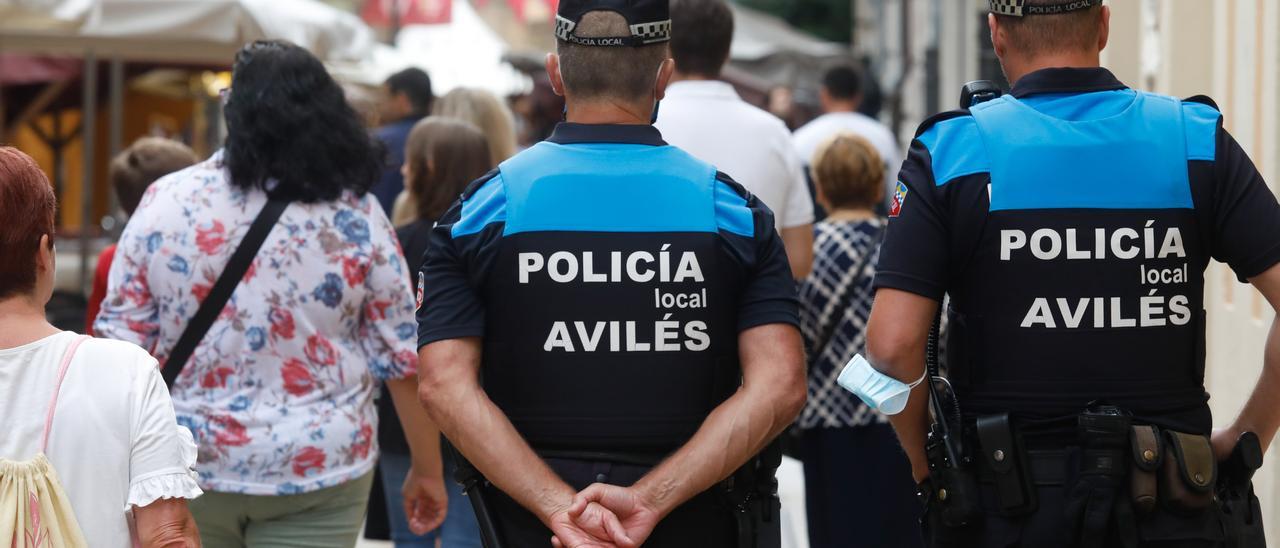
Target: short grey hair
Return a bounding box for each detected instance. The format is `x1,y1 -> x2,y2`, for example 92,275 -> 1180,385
994,0 -> 1105,55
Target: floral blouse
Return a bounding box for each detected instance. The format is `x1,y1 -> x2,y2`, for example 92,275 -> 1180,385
95,152 -> 418,495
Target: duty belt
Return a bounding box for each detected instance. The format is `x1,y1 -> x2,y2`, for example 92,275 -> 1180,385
959,407 -> 1265,548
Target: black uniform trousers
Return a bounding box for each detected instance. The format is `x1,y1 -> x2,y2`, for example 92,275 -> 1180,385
926,482 -> 1226,547
483,456 -> 738,547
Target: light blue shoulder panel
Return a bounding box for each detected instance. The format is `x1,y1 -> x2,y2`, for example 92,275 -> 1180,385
916,116 -> 990,187
1182,101 -> 1220,162
969,92 -> 1194,211
451,174 -> 508,238
496,141 -> 730,235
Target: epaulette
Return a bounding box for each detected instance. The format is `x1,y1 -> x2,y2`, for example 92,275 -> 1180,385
914,109 -> 974,138
1182,95 -> 1220,111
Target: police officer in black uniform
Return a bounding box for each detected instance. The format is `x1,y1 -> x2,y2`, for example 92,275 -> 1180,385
865,1 -> 1280,546
413,1 -> 806,546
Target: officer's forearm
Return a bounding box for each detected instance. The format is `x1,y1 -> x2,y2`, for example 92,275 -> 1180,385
386,376 -> 443,476
870,340 -> 930,481
418,338 -> 577,524
1226,316 -> 1280,452
632,324 -> 806,518
866,288 -> 939,482
886,385 -> 932,482
1234,264 -> 1280,453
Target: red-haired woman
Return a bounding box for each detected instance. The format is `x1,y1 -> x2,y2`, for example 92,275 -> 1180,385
0,146 -> 201,545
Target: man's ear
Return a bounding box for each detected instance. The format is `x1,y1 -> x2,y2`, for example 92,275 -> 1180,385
654,58 -> 675,101
988,13 -> 1006,59
1097,5 -> 1111,52
546,53 -> 567,97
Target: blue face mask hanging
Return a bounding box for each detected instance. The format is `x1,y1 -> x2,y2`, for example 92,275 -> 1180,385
837,354 -> 927,415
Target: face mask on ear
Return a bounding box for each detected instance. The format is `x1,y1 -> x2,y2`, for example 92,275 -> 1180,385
650,100 -> 661,124
837,354 -> 927,415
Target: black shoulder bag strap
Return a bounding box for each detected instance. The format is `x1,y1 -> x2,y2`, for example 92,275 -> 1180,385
811,221 -> 886,359
162,199 -> 290,387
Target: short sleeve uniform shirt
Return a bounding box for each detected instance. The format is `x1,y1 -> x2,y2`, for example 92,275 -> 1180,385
417,123 -> 799,451
876,68 -> 1280,433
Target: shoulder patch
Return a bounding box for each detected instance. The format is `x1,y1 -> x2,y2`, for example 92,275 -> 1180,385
888,181 -> 909,217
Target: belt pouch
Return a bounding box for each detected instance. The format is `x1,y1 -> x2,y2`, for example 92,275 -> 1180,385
976,413 -> 1036,514
1161,431 -> 1216,514
1129,425 -> 1163,515
1070,407 -> 1132,548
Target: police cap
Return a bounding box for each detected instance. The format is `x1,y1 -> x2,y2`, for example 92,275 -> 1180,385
989,0 -> 1102,17
555,0 -> 671,47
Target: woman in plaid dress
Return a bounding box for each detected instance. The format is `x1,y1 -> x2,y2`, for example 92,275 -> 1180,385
797,133 -> 924,548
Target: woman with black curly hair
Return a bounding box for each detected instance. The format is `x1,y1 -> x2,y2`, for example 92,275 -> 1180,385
96,40 -> 447,546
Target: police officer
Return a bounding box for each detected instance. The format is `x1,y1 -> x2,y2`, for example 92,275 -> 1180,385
413,0 -> 806,546
864,0 -> 1280,546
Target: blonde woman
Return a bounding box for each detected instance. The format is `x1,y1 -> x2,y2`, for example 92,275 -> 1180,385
797,133 -> 922,548
390,87 -> 517,226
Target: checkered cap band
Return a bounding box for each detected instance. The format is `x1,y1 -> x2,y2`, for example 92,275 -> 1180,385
990,0 -> 1102,17
555,14 -> 670,46
630,20 -> 672,44
555,15 -> 577,41
990,0 -> 1023,16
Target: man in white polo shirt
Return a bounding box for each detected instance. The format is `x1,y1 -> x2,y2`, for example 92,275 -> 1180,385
655,0 -> 813,279
793,65 -> 902,212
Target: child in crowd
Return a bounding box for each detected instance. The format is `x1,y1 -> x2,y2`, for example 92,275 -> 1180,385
86,137 -> 197,334
797,133 -> 924,548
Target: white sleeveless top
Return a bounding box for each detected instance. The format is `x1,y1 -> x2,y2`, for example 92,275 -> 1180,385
0,333 -> 201,546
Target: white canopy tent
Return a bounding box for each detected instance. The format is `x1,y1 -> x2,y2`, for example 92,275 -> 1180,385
0,0 -> 93,29
1,0 -> 380,291
0,0 -> 376,64
727,3 -> 853,88
328,0 -> 529,96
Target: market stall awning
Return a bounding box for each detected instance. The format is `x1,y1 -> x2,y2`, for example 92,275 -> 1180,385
329,0 -> 529,95
0,0 -> 375,65
728,3 -> 852,88
0,0 -> 94,29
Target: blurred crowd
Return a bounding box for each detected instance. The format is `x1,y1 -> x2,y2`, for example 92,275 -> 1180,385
0,0 -> 917,546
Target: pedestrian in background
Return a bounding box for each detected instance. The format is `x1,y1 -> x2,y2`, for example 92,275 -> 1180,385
797,133 -> 922,548
793,65 -> 902,214
96,40 -> 447,547
86,137 -> 198,335
391,87 -> 516,226
656,0 -> 815,279
381,117 -> 492,547
435,87 -> 518,166
0,146 -> 202,546
373,68 -> 435,214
